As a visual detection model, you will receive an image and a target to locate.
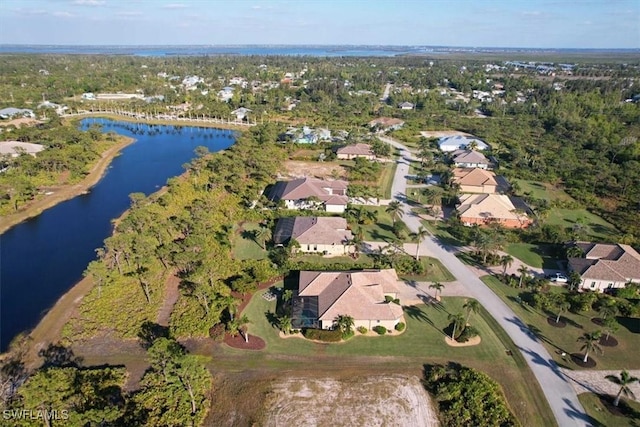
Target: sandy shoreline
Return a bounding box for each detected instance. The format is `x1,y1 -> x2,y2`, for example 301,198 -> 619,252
0,135 -> 135,234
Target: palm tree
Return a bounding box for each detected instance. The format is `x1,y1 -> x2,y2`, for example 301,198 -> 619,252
517,264 -> 529,288
605,370 -> 639,407
429,282 -> 444,301
463,299 -> 480,325
554,300 -> 571,324
385,200 -> 403,225
334,314 -> 355,337
412,226 -> 429,260
577,331 -> 603,363
448,312 -> 465,341
499,255 -> 514,278
602,317 -> 619,341
254,225 -> 271,250
236,315 -> 250,342
598,300 -> 618,320
278,315 -> 292,335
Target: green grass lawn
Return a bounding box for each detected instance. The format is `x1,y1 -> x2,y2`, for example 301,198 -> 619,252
232,222 -> 268,260
358,206 -> 398,242
293,254 -> 374,267
234,289 -> 555,427
513,179 -> 574,202
379,162 -> 397,199
505,243 -> 560,269
545,208 -> 619,241
400,257 -> 456,282
421,220 -> 465,247
578,392 -> 640,427
482,275 -> 640,370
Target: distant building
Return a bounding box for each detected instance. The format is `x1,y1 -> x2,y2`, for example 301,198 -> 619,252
81,93 -> 96,100
398,101 -> 415,110
269,177 -> 348,213
439,135 -> 489,152
0,108 -> 35,120
0,140 -> 45,157
273,216 -> 354,256
231,107 -> 251,121
335,143 -> 375,160
368,117 -> 404,132
568,243 -> 640,292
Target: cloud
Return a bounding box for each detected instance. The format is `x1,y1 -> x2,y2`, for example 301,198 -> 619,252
52,11 -> 76,17
72,0 -> 106,6
11,8 -> 48,15
522,11 -> 543,16
162,3 -> 187,9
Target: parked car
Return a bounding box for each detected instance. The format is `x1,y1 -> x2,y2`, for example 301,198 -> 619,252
547,273 -> 568,283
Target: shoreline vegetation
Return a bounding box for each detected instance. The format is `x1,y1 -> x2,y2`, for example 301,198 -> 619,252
0,134 -> 134,234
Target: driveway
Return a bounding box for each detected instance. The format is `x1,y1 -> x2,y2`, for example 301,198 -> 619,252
380,136 -> 592,427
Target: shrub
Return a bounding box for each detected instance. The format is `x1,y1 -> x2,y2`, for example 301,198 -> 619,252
356,326 -> 368,334
208,323 -> 226,341
302,328 -> 342,342
394,322 -> 406,332
457,325 -> 479,343
372,325 -> 387,335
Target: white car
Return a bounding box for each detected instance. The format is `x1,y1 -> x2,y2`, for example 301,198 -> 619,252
549,273 -> 568,283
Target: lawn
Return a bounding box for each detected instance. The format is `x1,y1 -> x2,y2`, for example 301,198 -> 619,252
545,208 -> 619,242
482,275 -> 640,370
578,392 -> 640,427
379,162 -> 397,199
292,254 -> 374,267
505,243 -> 560,269
232,222 -> 268,260
513,179 -> 574,202
421,220 -> 465,247
233,289 -> 555,427
399,257 -> 456,282
357,206 -> 398,242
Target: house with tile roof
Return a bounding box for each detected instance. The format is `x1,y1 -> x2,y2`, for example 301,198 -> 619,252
273,217 -> 354,256
335,143 -> 375,160
568,242 -> 640,292
451,149 -> 491,169
452,168 -> 498,193
439,135 -> 489,152
292,269 -> 404,330
457,194 -> 532,229
368,117 -> 405,132
269,177 -> 348,213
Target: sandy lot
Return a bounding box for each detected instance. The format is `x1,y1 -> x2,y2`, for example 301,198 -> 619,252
260,375 -> 440,427
420,130 -> 472,138
284,160 -> 347,179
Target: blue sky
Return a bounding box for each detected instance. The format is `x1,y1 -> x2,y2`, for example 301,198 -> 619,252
0,0 -> 638,48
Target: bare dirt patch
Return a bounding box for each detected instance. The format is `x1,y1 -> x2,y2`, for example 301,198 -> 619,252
259,375 -> 440,427
283,160 -> 347,179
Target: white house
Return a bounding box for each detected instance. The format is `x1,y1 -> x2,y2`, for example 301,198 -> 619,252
0,108 -> 35,120
231,107 -> 251,121
438,135 -> 489,152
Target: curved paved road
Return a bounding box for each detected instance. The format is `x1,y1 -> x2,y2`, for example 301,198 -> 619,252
381,136 -> 592,427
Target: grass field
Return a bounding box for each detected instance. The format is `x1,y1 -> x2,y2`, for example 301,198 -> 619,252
230,289 -> 555,427
293,254 -> 374,267
482,275 -> 640,370
545,208 -> 619,242
513,179 -> 574,202
578,392 -> 640,427
358,206 -> 399,242
505,243 -> 560,269
421,220 -> 465,247
232,222 -> 268,260
379,162 -> 397,199
399,257 -> 456,282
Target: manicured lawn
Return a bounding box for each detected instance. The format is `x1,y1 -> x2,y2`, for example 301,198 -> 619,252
358,206 -> 398,242
482,275 -> 640,370
578,392 -> 640,427
513,179 -> 573,202
400,257 -> 455,282
293,254 -> 374,267
379,162 -> 397,199
505,243 -> 560,270
545,208 -> 619,241
235,289 -> 555,427
232,222 -> 268,260
421,220 -> 465,247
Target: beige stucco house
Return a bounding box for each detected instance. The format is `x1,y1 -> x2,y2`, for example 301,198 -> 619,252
568,242 -> 640,292
452,168 -> 498,193
292,269 -> 404,330
368,117 -> 405,132
457,193 -> 532,228
451,149 -> 491,169
335,143 -> 376,160
273,217 -> 354,256
269,177 -> 348,213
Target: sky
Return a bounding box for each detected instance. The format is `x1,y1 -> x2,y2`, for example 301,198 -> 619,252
0,0 -> 638,49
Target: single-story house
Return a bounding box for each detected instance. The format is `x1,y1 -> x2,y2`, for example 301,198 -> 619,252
0,108 -> 35,120
292,269 -> 404,330
38,101 -> 68,115
439,135 -> 489,152
398,101 -> 415,110
273,217 -> 354,256
0,140 -> 45,157
368,117 -> 404,132
231,107 -> 251,121
568,242 -> 640,292
452,168 -> 498,194
457,194 -> 532,228
269,177 -> 348,213
81,93 -> 96,100
335,143 -> 375,160
451,149 -> 491,169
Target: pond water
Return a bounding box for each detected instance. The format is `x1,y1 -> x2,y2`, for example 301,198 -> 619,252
0,118 -> 235,351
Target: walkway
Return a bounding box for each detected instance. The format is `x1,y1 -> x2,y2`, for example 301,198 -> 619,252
381,136 -> 592,427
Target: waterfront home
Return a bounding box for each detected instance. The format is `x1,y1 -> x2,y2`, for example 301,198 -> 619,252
273,217 -> 354,256
568,243 -> 640,292
269,177 -> 348,213
231,107 -> 251,121
292,269 -> 404,330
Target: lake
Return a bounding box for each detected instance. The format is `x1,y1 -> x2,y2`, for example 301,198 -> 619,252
0,118 -> 235,351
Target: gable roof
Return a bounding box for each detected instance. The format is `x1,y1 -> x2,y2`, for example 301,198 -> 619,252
452,168 -> 497,187
439,135 -> 489,151
451,150 -> 489,165
273,217 -> 353,245
569,243 -> 640,282
269,177 -> 348,205
336,143 -> 373,156
457,194 -> 529,222
298,269 -> 403,322
368,117 -> 404,128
